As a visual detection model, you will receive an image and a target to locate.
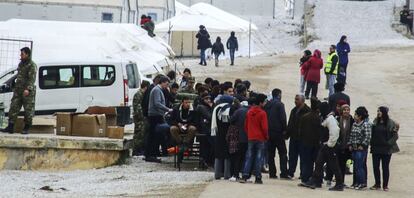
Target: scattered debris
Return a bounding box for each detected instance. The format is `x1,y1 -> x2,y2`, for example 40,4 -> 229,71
40,186 -> 53,191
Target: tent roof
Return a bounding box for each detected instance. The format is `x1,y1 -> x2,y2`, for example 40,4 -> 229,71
175,1 -> 191,14
190,3 -> 258,31
0,19 -> 172,74
156,2 -> 257,33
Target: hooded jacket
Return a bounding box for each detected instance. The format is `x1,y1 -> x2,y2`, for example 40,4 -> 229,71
196,29 -> 211,50
336,36 -> 351,65
302,50 -> 323,83
226,36 -> 239,50
245,106 -> 269,141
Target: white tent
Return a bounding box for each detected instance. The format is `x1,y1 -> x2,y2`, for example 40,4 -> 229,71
0,19 -> 174,75
156,2 -> 259,57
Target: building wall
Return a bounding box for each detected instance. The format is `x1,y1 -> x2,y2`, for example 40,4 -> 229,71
0,0 -> 175,23
177,0 -> 274,17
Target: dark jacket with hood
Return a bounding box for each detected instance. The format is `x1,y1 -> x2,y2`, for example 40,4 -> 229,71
196,101 -> 213,135
336,36 -> 351,65
226,36 -> 238,50
287,104 -> 311,140
170,104 -> 197,126
302,50 -> 323,83
371,118 -> 400,154
265,98 -> 287,139
211,42 -> 225,55
196,29 -> 211,50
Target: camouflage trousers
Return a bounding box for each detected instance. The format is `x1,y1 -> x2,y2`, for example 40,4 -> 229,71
133,115 -> 148,151
8,90 -> 36,126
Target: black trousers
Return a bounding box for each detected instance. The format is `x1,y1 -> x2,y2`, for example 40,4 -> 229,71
200,136 -> 214,165
325,149 -> 351,182
311,145 -> 343,186
372,153 -> 392,188
145,116 -> 164,158
230,143 -> 248,178
305,81 -> 318,98
337,63 -> 348,84
300,144 -> 319,183
268,136 -> 289,177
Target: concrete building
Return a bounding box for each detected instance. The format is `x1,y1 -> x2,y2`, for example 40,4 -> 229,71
177,0 -> 276,17
0,0 -> 175,23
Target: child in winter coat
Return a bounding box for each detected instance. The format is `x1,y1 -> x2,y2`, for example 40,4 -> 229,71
211,37 -> 225,67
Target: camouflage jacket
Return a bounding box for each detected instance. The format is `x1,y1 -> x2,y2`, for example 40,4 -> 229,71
179,86 -> 197,94
14,59 -> 37,93
133,89 -> 145,118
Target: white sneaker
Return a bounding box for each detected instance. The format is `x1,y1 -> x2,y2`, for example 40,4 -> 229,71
247,178 -> 255,183
229,177 -> 237,182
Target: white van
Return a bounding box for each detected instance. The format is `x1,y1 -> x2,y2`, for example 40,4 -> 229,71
0,59 -> 142,121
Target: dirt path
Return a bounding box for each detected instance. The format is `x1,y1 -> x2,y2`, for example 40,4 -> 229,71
182,46 -> 414,198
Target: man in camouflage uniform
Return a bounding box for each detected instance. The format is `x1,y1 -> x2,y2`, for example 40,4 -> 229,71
2,47 -> 37,134
132,80 -> 150,156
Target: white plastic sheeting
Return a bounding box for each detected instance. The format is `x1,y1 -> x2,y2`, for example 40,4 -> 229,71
156,2 -> 259,57
0,19 -> 173,75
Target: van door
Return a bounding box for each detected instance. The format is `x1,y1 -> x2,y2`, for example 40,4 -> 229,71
79,65 -> 122,112
125,63 -> 141,105
37,66 -> 80,114
0,70 -> 18,113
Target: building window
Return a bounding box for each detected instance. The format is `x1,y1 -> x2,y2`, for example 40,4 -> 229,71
102,13 -> 113,23
147,13 -> 157,22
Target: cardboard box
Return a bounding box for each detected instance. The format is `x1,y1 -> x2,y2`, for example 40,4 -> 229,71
56,113 -> 74,136
107,126 -> 124,139
14,117 -> 55,134
86,106 -> 117,127
71,114 -> 106,137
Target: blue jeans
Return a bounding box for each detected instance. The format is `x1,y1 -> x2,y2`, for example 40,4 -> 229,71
299,144 -> 319,183
229,49 -> 236,64
288,139 -> 302,177
327,74 -> 336,96
200,49 -> 207,65
243,141 -> 265,179
353,150 -> 368,185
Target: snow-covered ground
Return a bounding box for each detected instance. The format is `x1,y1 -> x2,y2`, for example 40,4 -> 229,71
0,157 -> 212,197
308,0 -> 414,49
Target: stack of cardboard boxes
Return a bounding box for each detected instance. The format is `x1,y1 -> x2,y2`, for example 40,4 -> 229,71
56,107 -> 125,139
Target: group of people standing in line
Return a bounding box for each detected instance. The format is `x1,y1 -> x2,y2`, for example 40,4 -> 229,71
299,35 -> 350,100
196,25 -> 239,67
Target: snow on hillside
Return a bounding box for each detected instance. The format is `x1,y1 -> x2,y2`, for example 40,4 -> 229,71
308,0 -> 414,49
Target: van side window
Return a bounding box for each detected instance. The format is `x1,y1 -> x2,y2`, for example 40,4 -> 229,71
81,65 -> 115,87
39,66 -> 79,89
126,64 -> 140,89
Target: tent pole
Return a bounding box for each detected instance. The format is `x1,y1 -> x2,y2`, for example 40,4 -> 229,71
249,18 -> 252,59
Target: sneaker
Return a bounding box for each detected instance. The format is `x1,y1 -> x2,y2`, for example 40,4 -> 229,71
228,177 -> 237,182
239,178 -> 247,184
383,187 -> 389,192
370,185 -> 381,190
255,178 -> 263,184
269,175 -> 278,179
355,184 -> 367,190
302,181 -> 317,189
329,185 -> 344,191
247,177 -> 254,183
305,96 -> 310,100
280,175 -> 292,180
144,157 -> 161,163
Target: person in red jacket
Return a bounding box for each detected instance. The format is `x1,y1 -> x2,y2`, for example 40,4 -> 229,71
240,94 -> 269,184
303,49 -> 323,99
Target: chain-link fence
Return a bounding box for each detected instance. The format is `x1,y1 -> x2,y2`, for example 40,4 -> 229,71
0,38 -> 33,74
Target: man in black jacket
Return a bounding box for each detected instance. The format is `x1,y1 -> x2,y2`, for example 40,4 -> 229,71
287,95 -> 311,178
170,96 -> 197,146
265,89 -> 289,179
328,83 -> 350,112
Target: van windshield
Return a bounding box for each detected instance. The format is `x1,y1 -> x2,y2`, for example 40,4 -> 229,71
0,70 -> 17,85
126,63 -> 140,89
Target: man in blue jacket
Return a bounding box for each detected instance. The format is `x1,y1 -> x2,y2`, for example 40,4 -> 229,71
336,35 -> 351,84
226,31 -> 239,66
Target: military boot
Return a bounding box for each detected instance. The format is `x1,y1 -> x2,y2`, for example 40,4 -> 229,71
1,122 -> 14,134
22,125 -> 30,135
